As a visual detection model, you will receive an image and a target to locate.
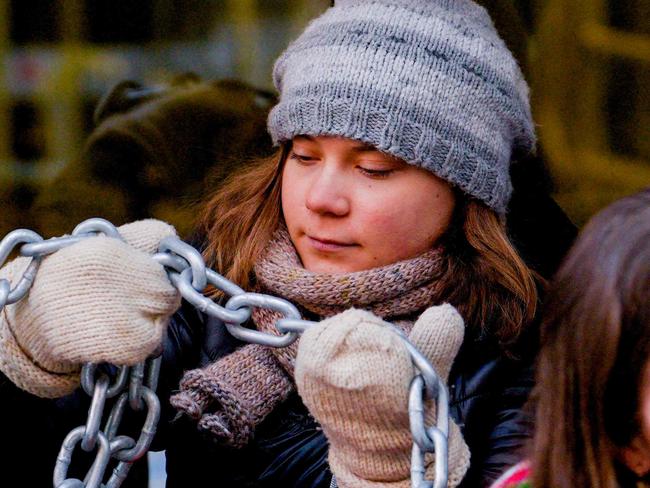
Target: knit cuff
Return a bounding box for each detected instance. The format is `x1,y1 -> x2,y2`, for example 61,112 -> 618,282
0,308 -> 80,398
170,343 -> 293,447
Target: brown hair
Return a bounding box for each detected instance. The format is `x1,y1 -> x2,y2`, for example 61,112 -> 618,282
531,188 -> 650,488
198,145 -> 538,348
199,147 -> 287,290
437,195 -> 540,349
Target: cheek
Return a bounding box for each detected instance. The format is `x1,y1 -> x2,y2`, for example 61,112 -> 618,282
357,183 -> 455,265
280,182 -> 291,221
281,166 -> 301,229
363,206 -> 416,235
354,202 -> 439,263
362,190 -> 453,239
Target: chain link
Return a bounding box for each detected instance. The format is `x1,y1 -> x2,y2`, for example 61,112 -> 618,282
409,374 -> 449,488
0,279 -> 10,309
81,374 -> 110,451
54,427 -> 111,488
0,228 -> 44,306
0,218 -> 450,487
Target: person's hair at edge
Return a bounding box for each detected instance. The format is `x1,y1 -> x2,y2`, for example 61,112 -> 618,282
197,144 -> 540,352
532,188 -> 650,488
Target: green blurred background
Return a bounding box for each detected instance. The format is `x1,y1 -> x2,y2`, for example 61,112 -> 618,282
0,0 -> 648,238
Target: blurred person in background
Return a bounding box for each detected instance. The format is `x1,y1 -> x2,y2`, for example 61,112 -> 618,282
31,73 -> 276,238
491,188 -> 650,488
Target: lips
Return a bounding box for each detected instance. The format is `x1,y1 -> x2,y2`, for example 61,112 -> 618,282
307,236 -> 357,252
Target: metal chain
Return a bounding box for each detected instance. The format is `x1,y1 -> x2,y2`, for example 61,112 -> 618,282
0,218 -> 449,488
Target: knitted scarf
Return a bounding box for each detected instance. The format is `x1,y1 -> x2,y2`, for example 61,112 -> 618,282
170,229 -> 447,447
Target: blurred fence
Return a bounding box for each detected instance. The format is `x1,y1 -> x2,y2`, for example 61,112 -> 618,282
531,0 -> 650,224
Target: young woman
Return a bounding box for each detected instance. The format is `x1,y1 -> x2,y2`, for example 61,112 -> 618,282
0,1 -> 570,486
491,188 -> 650,488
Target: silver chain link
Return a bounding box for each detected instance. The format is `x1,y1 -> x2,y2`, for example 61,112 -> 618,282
0,218 -> 449,488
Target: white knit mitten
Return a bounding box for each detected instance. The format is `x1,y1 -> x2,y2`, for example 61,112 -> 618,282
0,219 -> 181,398
295,304 -> 470,487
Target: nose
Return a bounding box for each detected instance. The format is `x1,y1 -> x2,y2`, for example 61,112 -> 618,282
305,166 -> 350,217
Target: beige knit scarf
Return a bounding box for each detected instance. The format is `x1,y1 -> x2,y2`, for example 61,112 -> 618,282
170,229 -> 447,447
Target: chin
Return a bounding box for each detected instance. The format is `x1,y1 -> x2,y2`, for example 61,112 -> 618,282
303,259 -> 355,274
306,264 -> 348,274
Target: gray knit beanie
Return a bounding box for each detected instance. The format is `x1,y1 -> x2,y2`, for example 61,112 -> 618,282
267,0 -> 536,214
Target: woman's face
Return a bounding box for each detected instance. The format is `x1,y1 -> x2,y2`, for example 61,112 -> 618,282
621,361 -> 650,477
281,135 -> 456,273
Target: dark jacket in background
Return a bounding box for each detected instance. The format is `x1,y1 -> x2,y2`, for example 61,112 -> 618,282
30,75 -> 276,239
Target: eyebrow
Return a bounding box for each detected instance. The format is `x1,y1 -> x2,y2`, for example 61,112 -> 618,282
350,142 -> 379,153
294,135 -> 379,153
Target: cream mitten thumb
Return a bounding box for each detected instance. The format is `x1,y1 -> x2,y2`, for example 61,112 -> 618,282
295,305 -> 470,487
0,219 -> 181,398
117,219 -> 177,254
408,304 -> 471,488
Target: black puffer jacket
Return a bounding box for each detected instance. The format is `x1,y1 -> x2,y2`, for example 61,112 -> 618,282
0,300 -> 533,488
0,183 -> 575,487
158,302 -> 537,488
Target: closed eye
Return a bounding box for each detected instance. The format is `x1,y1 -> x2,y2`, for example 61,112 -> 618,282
289,152 -> 317,164
358,167 -> 395,179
